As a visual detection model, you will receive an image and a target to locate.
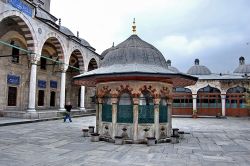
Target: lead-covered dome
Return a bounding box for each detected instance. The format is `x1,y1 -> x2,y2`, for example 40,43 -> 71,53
234,56 -> 250,74
101,35 -> 168,68
60,26 -> 74,36
166,60 -> 179,72
187,59 -> 211,75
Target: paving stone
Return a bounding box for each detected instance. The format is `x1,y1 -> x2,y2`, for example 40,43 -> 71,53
0,116 -> 249,165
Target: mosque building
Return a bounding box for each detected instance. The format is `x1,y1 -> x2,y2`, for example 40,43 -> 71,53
0,0 -> 249,120
0,0 -> 100,118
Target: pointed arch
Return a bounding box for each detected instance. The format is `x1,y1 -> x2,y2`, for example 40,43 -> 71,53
39,32 -> 66,64
0,10 -> 37,53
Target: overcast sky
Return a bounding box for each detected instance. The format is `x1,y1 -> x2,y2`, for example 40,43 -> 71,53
51,0 -> 250,74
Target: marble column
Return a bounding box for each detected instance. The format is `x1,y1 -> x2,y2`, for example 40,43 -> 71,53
27,56 -> 38,112
97,98 -> 103,134
133,98 -> 139,142
80,86 -> 86,111
154,103 -> 160,140
111,98 -> 118,139
167,102 -> 172,137
221,93 -> 226,117
59,69 -> 66,111
192,94 -> 197,111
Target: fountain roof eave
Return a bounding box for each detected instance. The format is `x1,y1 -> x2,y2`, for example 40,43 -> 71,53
73,64 -> 198,87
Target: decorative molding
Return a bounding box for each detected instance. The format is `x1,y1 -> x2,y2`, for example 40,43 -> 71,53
97,86 -> 111,98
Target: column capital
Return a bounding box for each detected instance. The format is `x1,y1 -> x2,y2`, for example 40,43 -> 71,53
221,94 -> 226,99
29,54 -> 39,64
133,98 -> 139,105
154,98 -> 161,105
60,64 -> 68,72
111,97 -> 118,104
192,94 -> 197,99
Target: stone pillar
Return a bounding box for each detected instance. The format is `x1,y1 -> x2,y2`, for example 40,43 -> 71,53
154,98 -> 160,140
80,86 -> 86,111
133,98 -> 139,142
167,101 -> 172,137
192,94 -> 197,111
97,97 -> 103,134
27,55 -> 39,112
221,93 -> 226,117
59,67 -> 67,111
111,97 -> 118,139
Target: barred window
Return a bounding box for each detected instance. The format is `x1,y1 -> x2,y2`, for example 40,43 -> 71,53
8,87 -> 17,106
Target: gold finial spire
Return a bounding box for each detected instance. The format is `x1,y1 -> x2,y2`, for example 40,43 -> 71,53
132,18 -> 136,34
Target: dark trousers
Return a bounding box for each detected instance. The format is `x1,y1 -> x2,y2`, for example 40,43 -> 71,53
64,113 -> 72,122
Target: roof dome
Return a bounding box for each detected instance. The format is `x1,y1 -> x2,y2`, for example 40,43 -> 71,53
187,59 -> 212,75
101,35 -> 168,68
166,60 -> 179,72
60,26 -> 74,36
100,43 -> 115,59
80,38 -> 91,47
234,56 -> 250,74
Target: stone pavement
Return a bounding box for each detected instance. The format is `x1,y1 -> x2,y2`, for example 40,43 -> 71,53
0,117 -> 249,166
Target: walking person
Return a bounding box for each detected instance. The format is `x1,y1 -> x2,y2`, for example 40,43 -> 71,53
64,101 -> 72,122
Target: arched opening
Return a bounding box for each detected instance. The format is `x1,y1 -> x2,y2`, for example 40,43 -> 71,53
139,90 -> 154,123
85,58 -> 98,109
102,95 -> 112,122
66,49 -> 84,108
197,85 -> 221,116
88,58 -> 98,71
226,86 -> 247,116
159,98 -> 168,123
117,92 -> 133,123
0,15 -> 34,110
172,87 -> 192,115
38,37 -> 63,109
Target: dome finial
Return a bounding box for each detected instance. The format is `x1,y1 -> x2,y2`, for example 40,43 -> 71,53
112,42 -> 114,47
132,18 -> 136,34
195,59 -> 199,65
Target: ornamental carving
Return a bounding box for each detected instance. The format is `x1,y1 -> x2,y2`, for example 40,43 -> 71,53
139,85 -> 157,96
160,86 -> 170,96
97,86 -> 111,98
160,86 -> 172,100
116,85 -> 133,95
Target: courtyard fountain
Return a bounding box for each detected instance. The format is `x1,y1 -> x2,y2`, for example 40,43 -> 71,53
74,19 -> 197,144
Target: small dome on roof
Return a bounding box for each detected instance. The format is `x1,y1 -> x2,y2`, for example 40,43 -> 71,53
187,59 -> 211,75
166,60 -> 179,72
234,56 -> 250,74
100,42 -> 115,59
60,26 -> 74,36
80,38 -> 91,47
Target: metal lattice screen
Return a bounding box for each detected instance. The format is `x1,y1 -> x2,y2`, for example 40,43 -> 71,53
159,105 -> 168,123
117,105 -> 133,123
138,105 -> 154,123
102,104 -> 112,122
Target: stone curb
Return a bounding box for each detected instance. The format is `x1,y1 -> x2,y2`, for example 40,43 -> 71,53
0,113 -> 95,127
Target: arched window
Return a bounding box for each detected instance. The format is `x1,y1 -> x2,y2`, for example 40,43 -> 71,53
139,90 -> 154,123
117,92 -> 133,123
10,41 -> 19,63
50,91 -> 56,107
102,95 -> 112,122
197,85 -> 221,108
38,90 -> 45,106
8,87 -> 17,106
159,98 -> 168,123
226,86 -> 246,109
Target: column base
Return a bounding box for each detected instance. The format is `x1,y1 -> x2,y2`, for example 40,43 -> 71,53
79,107 -> 86,112
58,108 -> 66,112
27,108 -> 36,112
